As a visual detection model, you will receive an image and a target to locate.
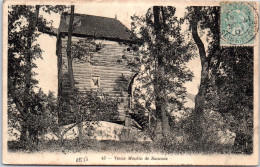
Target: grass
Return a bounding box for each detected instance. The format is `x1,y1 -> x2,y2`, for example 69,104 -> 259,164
8,139 -> 236,154
8,139 -> 154,153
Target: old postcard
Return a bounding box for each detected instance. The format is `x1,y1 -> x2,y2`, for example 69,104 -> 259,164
2,0 -> 259,165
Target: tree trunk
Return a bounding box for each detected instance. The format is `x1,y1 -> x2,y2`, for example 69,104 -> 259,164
56,28 -> 63,124
189,9 -> 210,145
21,5 -> 40,142
66,5 -> 83,144
190,18 -> 208,112
154,96 -> 163,141
153,6 -> 170,141
19,123 -> 28,143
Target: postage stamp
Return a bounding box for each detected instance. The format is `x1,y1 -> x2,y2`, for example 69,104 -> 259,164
220,2 -> 259,45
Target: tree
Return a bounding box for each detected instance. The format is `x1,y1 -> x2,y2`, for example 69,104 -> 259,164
186,6 -> 220,112
65,5 -> 84,144
186,7 -> 253,153
8,5 -> 40,143
185,6 -> 220,144
8,5 -> 66,145
130,6 -> 194,142
211,47 -> 253,154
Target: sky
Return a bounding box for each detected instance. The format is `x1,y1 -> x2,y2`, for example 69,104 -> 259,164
34,3 -> 202,102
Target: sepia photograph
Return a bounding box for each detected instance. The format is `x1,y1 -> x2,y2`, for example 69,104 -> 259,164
2,0 -> 259,165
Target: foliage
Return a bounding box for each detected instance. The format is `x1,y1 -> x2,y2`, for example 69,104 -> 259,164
208,47 -> 253,154
75,90 -> 120,122
129,7 -> 195,136
8,5 -> 44,145
210,47 -> 253,130
56,90 -> 120,145
71,38 -> 97,61
185,6 -> 253,154
8,5 -> 66,146
8,6 -> 41,93
8,90 -> 58,147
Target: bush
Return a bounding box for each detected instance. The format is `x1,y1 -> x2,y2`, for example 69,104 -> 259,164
178,109 -> 235,154
75,90 -> 120,122
8,89 -> 58,149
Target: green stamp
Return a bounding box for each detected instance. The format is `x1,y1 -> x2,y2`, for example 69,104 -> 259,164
220,2 -> 259,45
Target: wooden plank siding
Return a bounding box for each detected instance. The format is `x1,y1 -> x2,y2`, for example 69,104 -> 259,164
60,36 -> 135,123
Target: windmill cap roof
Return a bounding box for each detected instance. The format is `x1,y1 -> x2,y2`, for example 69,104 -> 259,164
59,13 -> 131,42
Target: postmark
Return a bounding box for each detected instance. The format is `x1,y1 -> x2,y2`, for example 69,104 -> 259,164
220,2 -> 259,45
